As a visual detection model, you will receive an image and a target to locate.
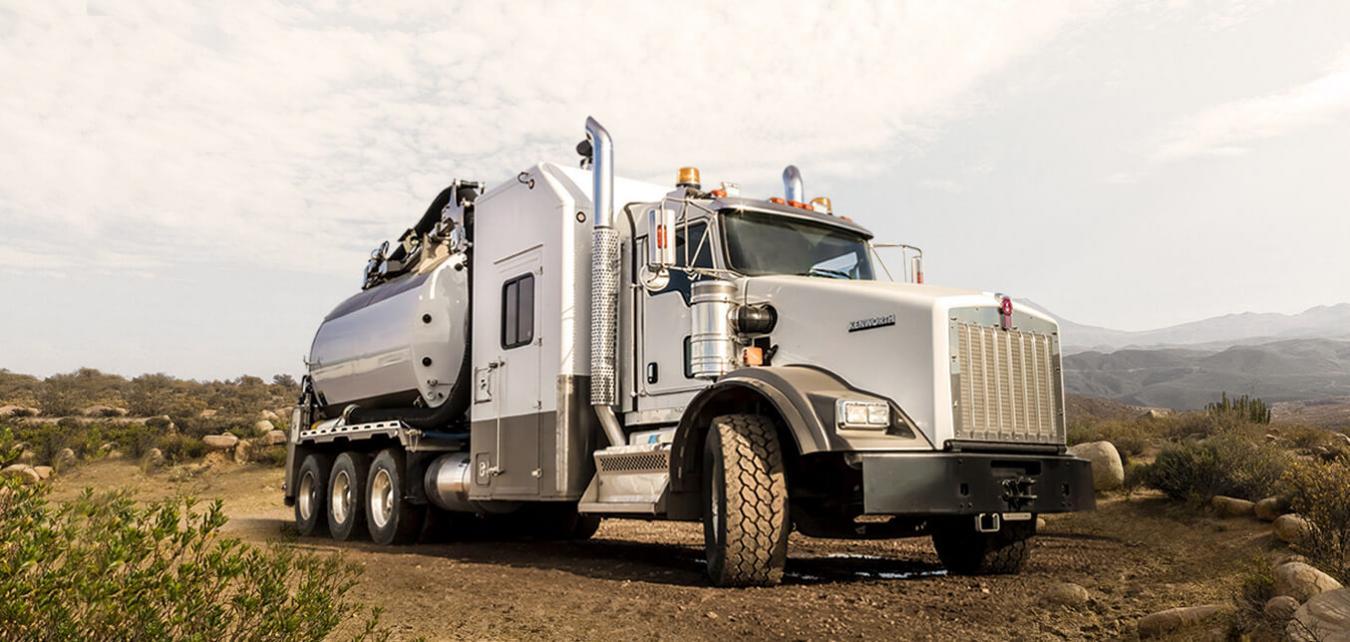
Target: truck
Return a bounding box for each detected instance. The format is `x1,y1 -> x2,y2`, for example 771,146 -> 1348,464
284,117 -> 1095,586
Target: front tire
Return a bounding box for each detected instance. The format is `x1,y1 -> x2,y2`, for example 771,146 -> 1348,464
702,414 -> 790,587
294,453 -> 332,537
327,451 -> 371,541
931,517 -> 1035,575
365,448 -> 425,545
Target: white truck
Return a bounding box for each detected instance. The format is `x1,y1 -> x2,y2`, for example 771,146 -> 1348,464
285,117 -> 1094,586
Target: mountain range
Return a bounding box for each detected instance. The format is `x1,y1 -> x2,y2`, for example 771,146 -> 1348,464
1051,303 -> 1350,354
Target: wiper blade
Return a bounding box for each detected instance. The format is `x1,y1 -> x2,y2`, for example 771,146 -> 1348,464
797,267 -> 851,279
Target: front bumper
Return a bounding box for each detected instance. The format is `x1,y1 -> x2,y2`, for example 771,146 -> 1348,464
861,452 -> 1095,515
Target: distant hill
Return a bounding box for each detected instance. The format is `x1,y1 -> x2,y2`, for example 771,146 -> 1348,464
1063,338 -> 1350,409
1043,302 -> 1350,354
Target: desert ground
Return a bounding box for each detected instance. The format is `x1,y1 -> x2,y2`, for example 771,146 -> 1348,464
49,459 -> 1276,641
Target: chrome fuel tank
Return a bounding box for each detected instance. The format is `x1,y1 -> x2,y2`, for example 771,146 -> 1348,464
308,254 -> 469,411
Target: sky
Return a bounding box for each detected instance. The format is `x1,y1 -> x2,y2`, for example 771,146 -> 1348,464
2,1 -> 1349,380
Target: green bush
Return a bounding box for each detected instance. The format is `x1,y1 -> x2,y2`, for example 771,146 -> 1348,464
1068,419 -> 1151,464
155,434 -> 207,463
0,478 -> 388,641
1281,459 -> 1350,583
1142,433 -> 1290,502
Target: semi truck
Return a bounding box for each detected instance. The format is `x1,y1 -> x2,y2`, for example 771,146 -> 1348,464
284,117 -> 1094,586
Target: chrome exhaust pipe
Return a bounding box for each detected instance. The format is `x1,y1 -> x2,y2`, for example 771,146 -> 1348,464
584,117 -> 627,448
782,165 -> 804,203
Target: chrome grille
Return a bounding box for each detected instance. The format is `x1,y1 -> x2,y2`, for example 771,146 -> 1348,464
952,321 -> 1063,444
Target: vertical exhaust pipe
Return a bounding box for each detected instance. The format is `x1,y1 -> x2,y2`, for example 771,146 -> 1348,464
782,165 -> 804,203
585,117 -> 627,448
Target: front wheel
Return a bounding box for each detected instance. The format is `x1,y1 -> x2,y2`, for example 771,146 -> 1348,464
702,414 -> 790,587
931,517 -> 1035,575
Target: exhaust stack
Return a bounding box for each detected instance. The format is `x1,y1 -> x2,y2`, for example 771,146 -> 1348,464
585,117 -> 627,448
782,165 -> 804,203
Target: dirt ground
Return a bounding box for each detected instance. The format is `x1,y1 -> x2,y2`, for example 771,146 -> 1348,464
49,460 -> 1279,641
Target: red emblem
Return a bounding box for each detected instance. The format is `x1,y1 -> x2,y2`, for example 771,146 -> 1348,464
999,296 -> 1014,331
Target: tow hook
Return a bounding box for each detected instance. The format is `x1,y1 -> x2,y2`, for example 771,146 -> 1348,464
974,513 -> 1001,533
1001,476 -> 1038,510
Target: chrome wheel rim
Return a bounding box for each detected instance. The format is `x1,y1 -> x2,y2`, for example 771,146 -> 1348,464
298,471 -> 316,522
370,468 -> 394,529
330,470 -> 351,525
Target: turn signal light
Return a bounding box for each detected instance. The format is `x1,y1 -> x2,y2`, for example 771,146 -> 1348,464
742,346 -> 763,366
810,196 -> 833,214
676,166 -> 701,188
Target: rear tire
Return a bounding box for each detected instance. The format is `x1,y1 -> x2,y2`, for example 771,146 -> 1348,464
931,517 -> 1034,575
365,448 -> 425,545
294,453 -> 332,537
327,452 -> 371,541
702,414 -> 789,587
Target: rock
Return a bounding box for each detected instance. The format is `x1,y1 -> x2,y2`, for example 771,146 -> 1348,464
253,419 -> 275,435
262,429 -> 288,446
203,451 -> 230,467
1276,553 -> 1310,568
1265,595 -> 1301,621
144,448 -> 165,470
146,415 -> 175,431
1044,582 -> 1089,606
1289,588 -> 1350,642
1036,516 -> 1048,531
81,405 -> 128,418
259,409 -> 279,422
32,465 -> 53,481
16,450 -> 35,465
1256,496 -> 1291,522
202,434 -> 239,450
1211,495 -> 1255,518
1140,408 -> 1168,420
198,409 -> 218,418
54,447 -> 76,469
0,405 -> 39,418
1137,604 -> 1231,639
1067,441 -> 1125,491
0,464 -> 41,484
1274,562 -> 1343,602
1276,514 -> 1313,544
233,439 -> 254,464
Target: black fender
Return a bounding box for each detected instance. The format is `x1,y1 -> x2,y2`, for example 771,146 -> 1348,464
668,365 -> 928,494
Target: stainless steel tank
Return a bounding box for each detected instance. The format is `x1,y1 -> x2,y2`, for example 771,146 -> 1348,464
689,279 -> 739,379
308,255 -> 469,412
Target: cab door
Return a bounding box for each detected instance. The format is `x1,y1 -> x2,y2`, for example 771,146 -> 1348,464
638,221 -> 714,406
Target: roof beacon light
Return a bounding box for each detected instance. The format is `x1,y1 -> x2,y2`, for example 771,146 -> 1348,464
810,196 -> 833,214
676,167 -> 702,190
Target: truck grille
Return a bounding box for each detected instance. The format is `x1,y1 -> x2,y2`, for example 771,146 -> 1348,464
951,321 -> 1063,444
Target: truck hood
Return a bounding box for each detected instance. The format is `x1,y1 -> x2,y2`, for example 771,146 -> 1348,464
741,275 -> 1059,447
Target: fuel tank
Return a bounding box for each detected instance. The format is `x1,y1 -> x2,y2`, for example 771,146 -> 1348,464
308,254 -> 469,413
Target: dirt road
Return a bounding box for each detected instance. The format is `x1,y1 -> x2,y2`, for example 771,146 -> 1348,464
51,460 -> 1272,641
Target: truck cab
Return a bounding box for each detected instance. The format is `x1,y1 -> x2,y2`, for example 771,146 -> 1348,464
285,117 -> 1094,587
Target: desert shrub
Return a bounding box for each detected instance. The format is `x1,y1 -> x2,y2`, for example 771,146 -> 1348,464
0,478 -> 388,641
1142,433 -> 1290,502
257,445 -> 288,468
1280,459 -> 1350,583
1068,419 -> 1151,463
171,415 -> 256,440
1230,555 -> 1279,638
154,434 -> 207,463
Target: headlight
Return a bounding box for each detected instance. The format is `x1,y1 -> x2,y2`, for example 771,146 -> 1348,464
836,399 -> 890,429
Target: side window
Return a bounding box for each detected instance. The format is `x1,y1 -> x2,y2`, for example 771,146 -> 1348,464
501,273 -> 535,349
654,222 -> 713,302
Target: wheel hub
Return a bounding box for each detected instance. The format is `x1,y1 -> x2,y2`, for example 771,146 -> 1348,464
370,468 -> 394,528
331,470 -> 351,525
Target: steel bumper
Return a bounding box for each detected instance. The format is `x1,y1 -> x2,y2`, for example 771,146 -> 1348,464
860,452 -> 1095,515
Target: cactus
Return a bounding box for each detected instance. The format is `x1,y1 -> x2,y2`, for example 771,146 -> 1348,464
1206,392 -> 1272,424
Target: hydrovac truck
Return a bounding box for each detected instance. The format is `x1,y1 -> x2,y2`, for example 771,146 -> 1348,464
284,117 -> 1095,586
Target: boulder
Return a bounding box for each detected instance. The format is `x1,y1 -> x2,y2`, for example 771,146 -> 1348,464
1036,516 -> 1048,531
32,465 -> 53,481
233,439 -> 254,464
1211,495 -> 1255,518
0,464 -> 41,484
1289,588 -> 1350,642
1276,514 -> 1312,544
253,419 -> 275,435
1137,604 -> 1231,639
198,409 -> 218,418
1265,595 -> 1301,621
262,430 -> 288,446
16,450 -> 35,465
1140,408 -> 1168,420
1256,496 -> 1291,522
259,409 -> 279,422
1067,441 -> 1125,491
54,447 -> 76,469
202,434 -> 239,450
144,448 -> 165,470
1274,562 -> 1343,603
0,405 -> 39,418
203,451 -> 230,467
1043,582 -> 1089,606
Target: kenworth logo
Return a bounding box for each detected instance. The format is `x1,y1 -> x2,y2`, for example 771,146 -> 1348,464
847,314 -> 896,333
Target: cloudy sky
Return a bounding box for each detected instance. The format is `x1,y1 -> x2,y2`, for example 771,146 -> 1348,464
2,1 -> 1349,380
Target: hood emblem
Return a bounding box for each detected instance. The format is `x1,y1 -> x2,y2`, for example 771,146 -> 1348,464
999,297 -> 1014,331
848,314 -> 896,333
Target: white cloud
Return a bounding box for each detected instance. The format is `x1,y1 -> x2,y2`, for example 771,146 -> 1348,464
1153,49 -> 1350,161
0,1 -> 1104,277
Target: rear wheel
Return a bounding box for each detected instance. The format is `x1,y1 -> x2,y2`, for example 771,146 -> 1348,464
702,414 -> 789,587
365,448 -> 425,545
327,452 -> 371,541
931,517 -> 1035,575
294,453 -> 332,537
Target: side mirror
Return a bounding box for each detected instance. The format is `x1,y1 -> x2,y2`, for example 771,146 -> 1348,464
646,207 -> 676,271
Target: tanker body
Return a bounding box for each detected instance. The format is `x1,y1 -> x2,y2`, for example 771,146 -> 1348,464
284,118 -> 1095,586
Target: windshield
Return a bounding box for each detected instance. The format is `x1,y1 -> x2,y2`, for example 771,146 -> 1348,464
721,209 -> 875,280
